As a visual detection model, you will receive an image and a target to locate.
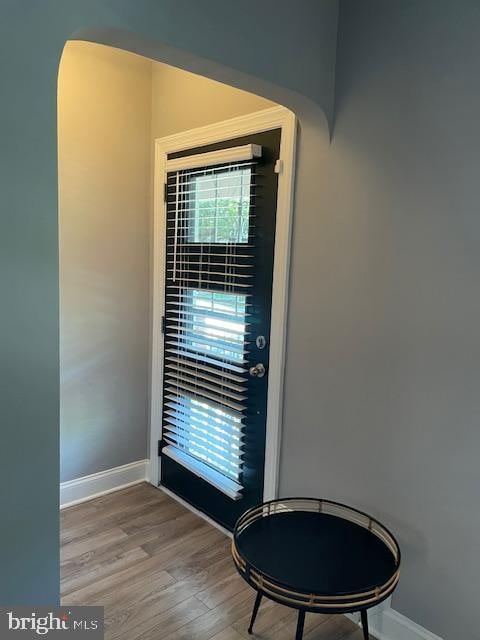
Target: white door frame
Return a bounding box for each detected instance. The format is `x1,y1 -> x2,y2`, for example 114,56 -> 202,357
149,105 -> 297,502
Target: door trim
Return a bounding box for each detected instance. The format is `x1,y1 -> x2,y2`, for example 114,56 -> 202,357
150,105 -> 297,502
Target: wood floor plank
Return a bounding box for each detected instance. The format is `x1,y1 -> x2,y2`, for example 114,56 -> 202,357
62,565 -> 175,607
102,566 -> 212,614
120,502 -> 194,536
64,548 -> 233,608
90,483 -> 161,508
61,493 -> 169,543
62,516 -> 203,584
104,556 -> 243,628
61,527 -> 129,562
107,593 -> 208,640
232,593 -> 293,639
61,547 -> 150,596
303,615 -> 359,640
140,523 -> 226,565
60,484 -> 155,530
163,536 -> 232,582
209,627 -> 246,640
195,571 -> 252,609
160,589 -> 256,640
61,503 -> 101,530
60,484 -> 351,640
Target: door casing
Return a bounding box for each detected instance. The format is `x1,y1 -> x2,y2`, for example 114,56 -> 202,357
149,106 -> 297,505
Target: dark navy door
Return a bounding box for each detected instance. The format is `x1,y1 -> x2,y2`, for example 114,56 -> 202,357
159,129 -> 281,530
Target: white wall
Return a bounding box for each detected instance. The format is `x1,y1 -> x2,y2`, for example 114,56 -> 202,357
58,42 -> 152,482
151,61 -> 274,138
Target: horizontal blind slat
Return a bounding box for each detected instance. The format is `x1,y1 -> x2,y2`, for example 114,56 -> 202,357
165,383 -> 246,412
164,394 -> 245,423
165,356 -> 247,383
165,373 -> 246,401
167,268 -> 253,279
165,334 -> 246,357
165,348 -> 247,373
163,424 -> 243,466
163,446 -> 243,500
165,364 -> 246,392
166,321 -> 248,340
164,410 -> 244,443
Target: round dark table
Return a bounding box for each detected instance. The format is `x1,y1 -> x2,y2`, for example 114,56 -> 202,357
232,498 -> 400,640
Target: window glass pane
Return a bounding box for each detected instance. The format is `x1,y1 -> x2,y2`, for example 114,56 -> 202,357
188,167 -> 251,243
172,394 -> 243,480
184,289 -> 247,363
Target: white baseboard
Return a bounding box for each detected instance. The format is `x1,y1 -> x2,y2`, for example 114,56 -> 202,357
60,459 -> 150,508
370,608 -> 444,640
346,600 -> 443,640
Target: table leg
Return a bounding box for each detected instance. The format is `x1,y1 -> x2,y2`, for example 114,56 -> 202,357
295,610 -> 306,640
360,610 -> 369,640
248,592 -> 263,634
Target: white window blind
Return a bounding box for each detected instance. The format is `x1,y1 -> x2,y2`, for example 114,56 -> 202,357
162,148 -> 260,500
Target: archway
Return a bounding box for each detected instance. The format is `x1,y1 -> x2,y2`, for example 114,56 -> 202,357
1,4 -> 334,604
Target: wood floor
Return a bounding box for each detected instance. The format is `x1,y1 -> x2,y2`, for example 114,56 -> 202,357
61,483 -> 363,640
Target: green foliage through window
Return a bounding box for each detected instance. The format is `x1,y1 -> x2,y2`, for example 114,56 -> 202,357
188,167 -> 251,243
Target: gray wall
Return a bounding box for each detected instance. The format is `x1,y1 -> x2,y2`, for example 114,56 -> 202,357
0,0 -> 338,606
280,2 -> 480,638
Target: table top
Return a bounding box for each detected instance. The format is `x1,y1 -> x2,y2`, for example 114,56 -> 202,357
234,500 -> 399,599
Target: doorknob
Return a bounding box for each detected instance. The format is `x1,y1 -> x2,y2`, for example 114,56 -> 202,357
249,363 -> 266,378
